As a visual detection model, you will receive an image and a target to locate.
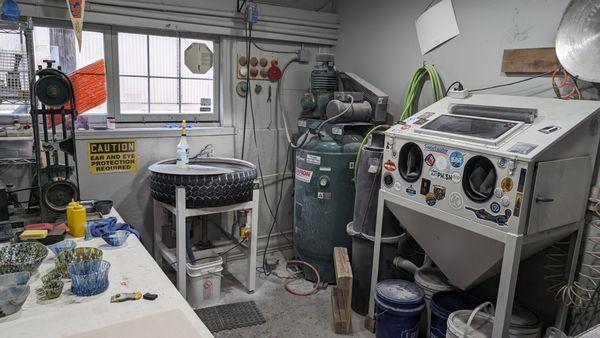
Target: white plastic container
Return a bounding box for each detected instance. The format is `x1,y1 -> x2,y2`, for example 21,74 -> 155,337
446,304 -> 542,338
415,267 -> 455,337
186,249 -> 223,309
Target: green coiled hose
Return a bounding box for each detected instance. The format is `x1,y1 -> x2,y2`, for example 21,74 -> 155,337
400,64 -> 444,121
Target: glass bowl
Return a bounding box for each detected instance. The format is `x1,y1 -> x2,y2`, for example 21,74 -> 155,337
68,260 -> 110,297
56,247 -> 103,265
0,271 -> 31,287
101,230 -> 130,247
0,284 -> 30,318
0,242 -> 48,274
47,240 -> 77,256
39,280 -> 63,300
41,268 -> 69,285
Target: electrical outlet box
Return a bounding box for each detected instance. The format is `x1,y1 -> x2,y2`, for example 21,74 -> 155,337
448,89 -> 470,99
297,48 -> 311,63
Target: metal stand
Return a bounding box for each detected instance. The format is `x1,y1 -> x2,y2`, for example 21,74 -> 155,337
153,182 -> 260,299
366,190 -> 582,338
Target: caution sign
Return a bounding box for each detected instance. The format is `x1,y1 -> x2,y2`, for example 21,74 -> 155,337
87,139 -> 137,174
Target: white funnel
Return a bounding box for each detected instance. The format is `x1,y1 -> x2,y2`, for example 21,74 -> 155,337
387,203 -> 567,290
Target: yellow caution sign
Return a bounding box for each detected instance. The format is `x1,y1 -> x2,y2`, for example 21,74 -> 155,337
87,139 -> 137,174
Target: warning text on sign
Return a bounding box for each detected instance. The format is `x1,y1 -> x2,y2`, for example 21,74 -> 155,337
87,140 -> 138,174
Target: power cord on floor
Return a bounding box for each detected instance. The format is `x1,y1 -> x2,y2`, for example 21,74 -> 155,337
168,237 -> 248,269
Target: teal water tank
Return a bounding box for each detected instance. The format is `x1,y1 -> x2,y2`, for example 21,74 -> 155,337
293,121 -> 367,283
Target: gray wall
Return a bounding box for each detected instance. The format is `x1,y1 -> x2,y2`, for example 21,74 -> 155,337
335,0 -> 598,119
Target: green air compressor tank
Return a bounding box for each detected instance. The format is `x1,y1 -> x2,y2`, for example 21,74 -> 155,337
293,119 -> 370,283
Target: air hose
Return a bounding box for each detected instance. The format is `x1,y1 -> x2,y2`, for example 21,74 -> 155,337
400,64 -> 444,121
353,124 -> 390,182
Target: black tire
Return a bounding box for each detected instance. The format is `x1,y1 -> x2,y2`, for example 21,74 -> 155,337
149,158 -> 257,208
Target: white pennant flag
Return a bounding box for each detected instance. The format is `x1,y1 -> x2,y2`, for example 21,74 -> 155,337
66,0 -> 85,51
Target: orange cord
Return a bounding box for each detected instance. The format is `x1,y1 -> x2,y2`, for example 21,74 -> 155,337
283,260 -> 320,296
552,68 -> 579,100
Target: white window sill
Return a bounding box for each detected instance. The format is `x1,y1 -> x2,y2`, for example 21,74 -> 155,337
75,126 -> 235,140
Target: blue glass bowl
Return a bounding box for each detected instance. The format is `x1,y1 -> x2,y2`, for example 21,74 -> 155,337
0,242 -> 48,274
0,284 -> 30,318
47,240 -> 77,256
68,260 -> 110,297
101,230 -> 129,247
0,271 -> 31,287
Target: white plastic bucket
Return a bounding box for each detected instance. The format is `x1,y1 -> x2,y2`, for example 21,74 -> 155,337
414,267 -> 455,337
186,249 -> 223,309
446,303 -> 542,338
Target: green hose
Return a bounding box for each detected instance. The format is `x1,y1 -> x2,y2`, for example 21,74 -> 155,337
353,124 -> 390,182
400,64 -> 444,121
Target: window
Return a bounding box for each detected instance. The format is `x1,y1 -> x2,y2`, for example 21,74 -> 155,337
33,27 -> 107,115
0,23 -> 30,115
117,32 -> 217,121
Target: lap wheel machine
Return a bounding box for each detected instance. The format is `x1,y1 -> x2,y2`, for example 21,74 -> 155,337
367,94 -> 600,337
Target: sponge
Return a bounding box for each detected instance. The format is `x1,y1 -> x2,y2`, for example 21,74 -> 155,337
19,229 -> 48,240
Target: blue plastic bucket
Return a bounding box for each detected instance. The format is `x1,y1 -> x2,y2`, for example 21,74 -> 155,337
375,279 -> 425,338
430,291 -> 480,338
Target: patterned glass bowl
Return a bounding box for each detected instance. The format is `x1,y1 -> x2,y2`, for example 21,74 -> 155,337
0,242 -> 48,274
68,260 -> 110,297
0,284 -> 30,318
0,271 -> 31,287
41,268 -> 69,285
101,230 -> 130,247
47,240 -> 77,256
38,280 -> 63,300
56,247 -> 103,266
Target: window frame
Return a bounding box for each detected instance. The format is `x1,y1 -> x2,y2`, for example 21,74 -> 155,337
30,19 -> 220,124
110,27 -> 220,123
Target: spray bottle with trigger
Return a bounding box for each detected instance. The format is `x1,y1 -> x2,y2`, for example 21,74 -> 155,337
176,120 -> 190,167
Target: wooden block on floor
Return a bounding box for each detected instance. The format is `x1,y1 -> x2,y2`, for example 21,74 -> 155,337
501,47 -> 560,73
333,247 -> 352,290
331,286 -> 351,334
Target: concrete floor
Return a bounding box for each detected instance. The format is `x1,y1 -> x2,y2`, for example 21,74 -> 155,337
198,251 -> 375,338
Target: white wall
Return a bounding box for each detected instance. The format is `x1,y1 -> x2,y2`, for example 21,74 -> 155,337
74,36 -> 322,252
335,0 -> 598,119
334,0 -> 597,327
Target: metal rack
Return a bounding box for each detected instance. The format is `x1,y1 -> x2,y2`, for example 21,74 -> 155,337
0,19 -> 33,106
152,184 -> 260,299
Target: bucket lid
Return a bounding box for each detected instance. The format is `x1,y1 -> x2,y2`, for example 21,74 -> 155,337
414,267 -> 455,292
431,291 -> 480,314
510,305 -> 541,329
376,279 -> 424,305
186,249 -> 223,274
448,310 -> 494,338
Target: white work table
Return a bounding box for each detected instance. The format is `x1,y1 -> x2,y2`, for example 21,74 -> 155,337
0,209 -> 213,338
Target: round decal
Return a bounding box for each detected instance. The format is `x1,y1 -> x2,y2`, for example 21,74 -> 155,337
435,156 -> 448,171
498,158 -> 508,169
490,202 -> 501,214
425,154 -> 436,167
501,177 -> 514,192
406,185 -> 417,197
393,181 -> 402,191
383,173 -> 394,188
400,124 -> 412,131
425,193 -> 437,206
384,160 -> 397,172
451,172 -> 462,183
449,151 -> 465,168
449,192 -> 463,210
